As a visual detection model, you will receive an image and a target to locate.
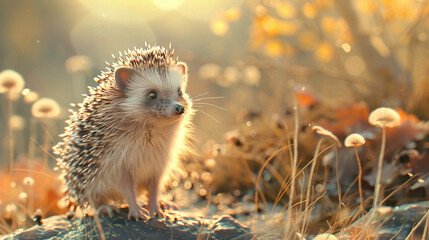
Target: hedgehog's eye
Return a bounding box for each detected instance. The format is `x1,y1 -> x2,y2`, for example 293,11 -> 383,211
178,88 -> 182,96
148,91 -> 157,99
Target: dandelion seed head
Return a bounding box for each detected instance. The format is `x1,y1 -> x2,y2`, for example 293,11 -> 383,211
368,107 -> 401,128
315,184 -> 325,193
4,203 -> 17,218
22,89 -> 39,103
199,188 -> 207,197
0,69 -> 25,94
313,233 -> 338,240
23,177 -> 35,186
201,172 -> 213,184
18,192 -> 28,202
243,65 -> 261,86
204,158 -> 216,170
9,115 -> 25,131
344,133 -> 366,147
312,125 -> 342,147
6,203 -> 17,212
31,98 -> 61,119
220,66 -> 241,86
199,63 -> 222,80
184,181 -> 192,189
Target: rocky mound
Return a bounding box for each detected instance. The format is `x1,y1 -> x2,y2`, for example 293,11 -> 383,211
0,208 -> 253,240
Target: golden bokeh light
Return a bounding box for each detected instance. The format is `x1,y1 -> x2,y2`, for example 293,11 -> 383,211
276,2 -> 295,19
357,0 -> 378,14
314,42 -> 334,63
261,16 -> 279,36
321,16 -> 336,33
302,2 -> 318,18
264,39 -> 283,57
224,7 -> 241,21
210,19 -> 229,36
152,0 -> 184,11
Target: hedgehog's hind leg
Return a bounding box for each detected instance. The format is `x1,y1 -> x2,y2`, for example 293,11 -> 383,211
97,205 -> 120,218
90,196 -> 120,218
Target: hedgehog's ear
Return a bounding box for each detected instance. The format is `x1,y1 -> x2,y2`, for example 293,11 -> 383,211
114,67 -> 136,92
177,62 -> 188,76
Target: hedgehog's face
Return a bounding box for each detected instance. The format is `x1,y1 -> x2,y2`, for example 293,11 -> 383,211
114,63 -> 191,125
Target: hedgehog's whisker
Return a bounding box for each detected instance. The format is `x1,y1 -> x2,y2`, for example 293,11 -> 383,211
191,92 -> 209,99
193,108 -> 220,123
193,102 -> 228,111
192,96 -> 225,102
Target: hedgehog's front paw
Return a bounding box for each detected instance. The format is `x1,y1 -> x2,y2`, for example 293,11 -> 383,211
128,205 -> 149,221
97,205 -> 120,218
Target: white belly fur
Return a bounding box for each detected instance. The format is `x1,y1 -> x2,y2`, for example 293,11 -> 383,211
84,122 -> 180,205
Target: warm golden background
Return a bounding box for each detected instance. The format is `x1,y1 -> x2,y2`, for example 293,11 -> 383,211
1,0 -> 428,147
0,0 -> 428,236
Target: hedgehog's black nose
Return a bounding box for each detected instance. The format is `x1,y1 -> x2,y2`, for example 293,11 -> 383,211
175,104 -> 185,114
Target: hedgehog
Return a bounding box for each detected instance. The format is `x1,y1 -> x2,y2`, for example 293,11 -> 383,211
53,44 -> 193,220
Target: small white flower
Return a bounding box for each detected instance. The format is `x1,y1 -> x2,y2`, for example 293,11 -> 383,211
344,133 -> 366,147
31,98 -> 61,119
0,69 -> 25,94
368,107 -> 401,128
23,177 -> 35,186
313,233 -> 338,240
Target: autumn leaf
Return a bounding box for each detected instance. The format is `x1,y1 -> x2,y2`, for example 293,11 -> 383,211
317,102 -> 371,139
294,86 -> 319,108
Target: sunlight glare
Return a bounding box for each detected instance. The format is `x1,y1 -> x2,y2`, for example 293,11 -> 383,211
152,0 -> 184,11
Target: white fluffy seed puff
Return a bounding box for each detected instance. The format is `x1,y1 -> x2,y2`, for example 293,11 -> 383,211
368,107 -> 401,128
53,44 -> 193,220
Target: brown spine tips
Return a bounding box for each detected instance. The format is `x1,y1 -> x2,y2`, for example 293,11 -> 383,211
177,62 -> 188,75
114,67 -> 136,92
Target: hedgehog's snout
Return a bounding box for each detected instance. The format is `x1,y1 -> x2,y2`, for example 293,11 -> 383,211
175,103 -> 185,115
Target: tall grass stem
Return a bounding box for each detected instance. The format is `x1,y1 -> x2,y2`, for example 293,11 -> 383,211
8,94 -> 14,173
373,126 -> 386,210
286,104 -> 299,235
354,147 -> 364,211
